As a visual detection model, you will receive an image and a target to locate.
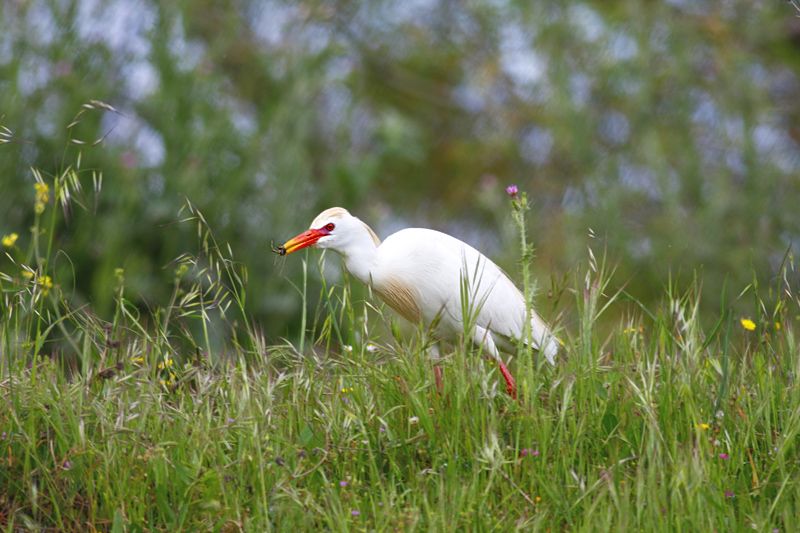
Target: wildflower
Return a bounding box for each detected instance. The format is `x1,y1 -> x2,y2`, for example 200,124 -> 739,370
520,448 -> 540,458
21,270 -> 34,280
342,344 -> 353,353
340,387 -> 354,394
775,322 -> 781,331
34,182 -> 49,213
37,275 -> 53,296
725,490 -> 734,498
534,495 -> 542,503
62,459 -> 72,470
339,480 -> 348,487
697,423 -> 710,430
121,150 -> 137,168
157,356 -> 174,370
34,181 -> 49,199
366,343 -> 379,353
131,356 -> 145,365
505,184 -> 519,198
351,510 -> 360,517
159,371 -> 177,388
226,417 -> 235,424
2,233 -> 18,247
718,453 -> 729,460
408,416 -> 419,425
740,318 -> 756,331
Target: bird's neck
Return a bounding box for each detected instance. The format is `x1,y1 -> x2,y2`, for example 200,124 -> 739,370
340,241 -> 378,285
339,227 -> 380,284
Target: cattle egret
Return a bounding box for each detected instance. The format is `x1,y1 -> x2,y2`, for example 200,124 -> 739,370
279,207 -> 559,398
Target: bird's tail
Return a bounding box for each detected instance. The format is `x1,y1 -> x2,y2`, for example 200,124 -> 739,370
530,310 -> 559,364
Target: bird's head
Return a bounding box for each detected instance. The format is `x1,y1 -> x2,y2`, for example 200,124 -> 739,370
278,207 -> 380,256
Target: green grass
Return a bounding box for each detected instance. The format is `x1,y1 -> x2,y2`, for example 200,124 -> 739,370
2,173 -> 799,531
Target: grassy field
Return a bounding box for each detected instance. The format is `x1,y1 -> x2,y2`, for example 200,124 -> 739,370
2,180 -> 799,531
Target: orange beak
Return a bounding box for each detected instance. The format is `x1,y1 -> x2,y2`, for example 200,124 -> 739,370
278,228 -> 328,256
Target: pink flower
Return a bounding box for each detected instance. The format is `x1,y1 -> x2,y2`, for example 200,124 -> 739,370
718,453 -> 729,460
520,448 -> 540,457
339,480 -> 348,487
121,151 -> 138,169
351,510 -> 361,517
725,490 -> 734,498
505,184 -> 519,198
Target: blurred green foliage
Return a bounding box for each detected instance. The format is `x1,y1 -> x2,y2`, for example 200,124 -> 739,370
1,0 -> 799,336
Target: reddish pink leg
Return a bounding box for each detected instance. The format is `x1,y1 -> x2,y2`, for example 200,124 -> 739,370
434,365 -> 444,394
497,359 -> 517,399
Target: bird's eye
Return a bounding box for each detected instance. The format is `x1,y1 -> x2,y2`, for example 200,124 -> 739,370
324,223 -> 335,232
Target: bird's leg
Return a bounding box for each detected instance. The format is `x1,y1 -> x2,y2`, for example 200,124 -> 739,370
434,365 -> 444,394
429,344 -> 444,394
474,326 -> 517,399
496,358 -> 517,399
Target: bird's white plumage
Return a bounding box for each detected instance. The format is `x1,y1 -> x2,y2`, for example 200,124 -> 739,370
305,208 -> 558,363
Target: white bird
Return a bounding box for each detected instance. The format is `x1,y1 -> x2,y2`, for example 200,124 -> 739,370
279,207 -> 559,398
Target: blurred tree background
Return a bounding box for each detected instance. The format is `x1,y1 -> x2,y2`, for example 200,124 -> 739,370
2,0 -> 799,339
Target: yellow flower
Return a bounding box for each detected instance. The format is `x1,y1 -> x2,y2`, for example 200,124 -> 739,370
2,233 -> 18,247
33,182 -> 49,213
37,275 -> 53,295
697,423 -> 710,430
34,182 -> 49,203
775,322 -> 781,331
534,496 -> 542,504
160,372 -> 177,388
131,356 -> 145,365
21,270 -> 34,280
740,318 -> 756,331
157,356 -> 174,370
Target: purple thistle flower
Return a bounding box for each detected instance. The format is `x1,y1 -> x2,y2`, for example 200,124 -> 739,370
339,480 -> 348,487
351,509 -> 360,517
718,453 -> 729,460
505,184 -> 519,198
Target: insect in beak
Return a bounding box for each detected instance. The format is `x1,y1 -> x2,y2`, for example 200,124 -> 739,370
271,240 -> 287,256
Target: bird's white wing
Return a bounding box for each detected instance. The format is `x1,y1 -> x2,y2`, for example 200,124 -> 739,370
372,228 -> 557,362
457,241 -> 558,363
